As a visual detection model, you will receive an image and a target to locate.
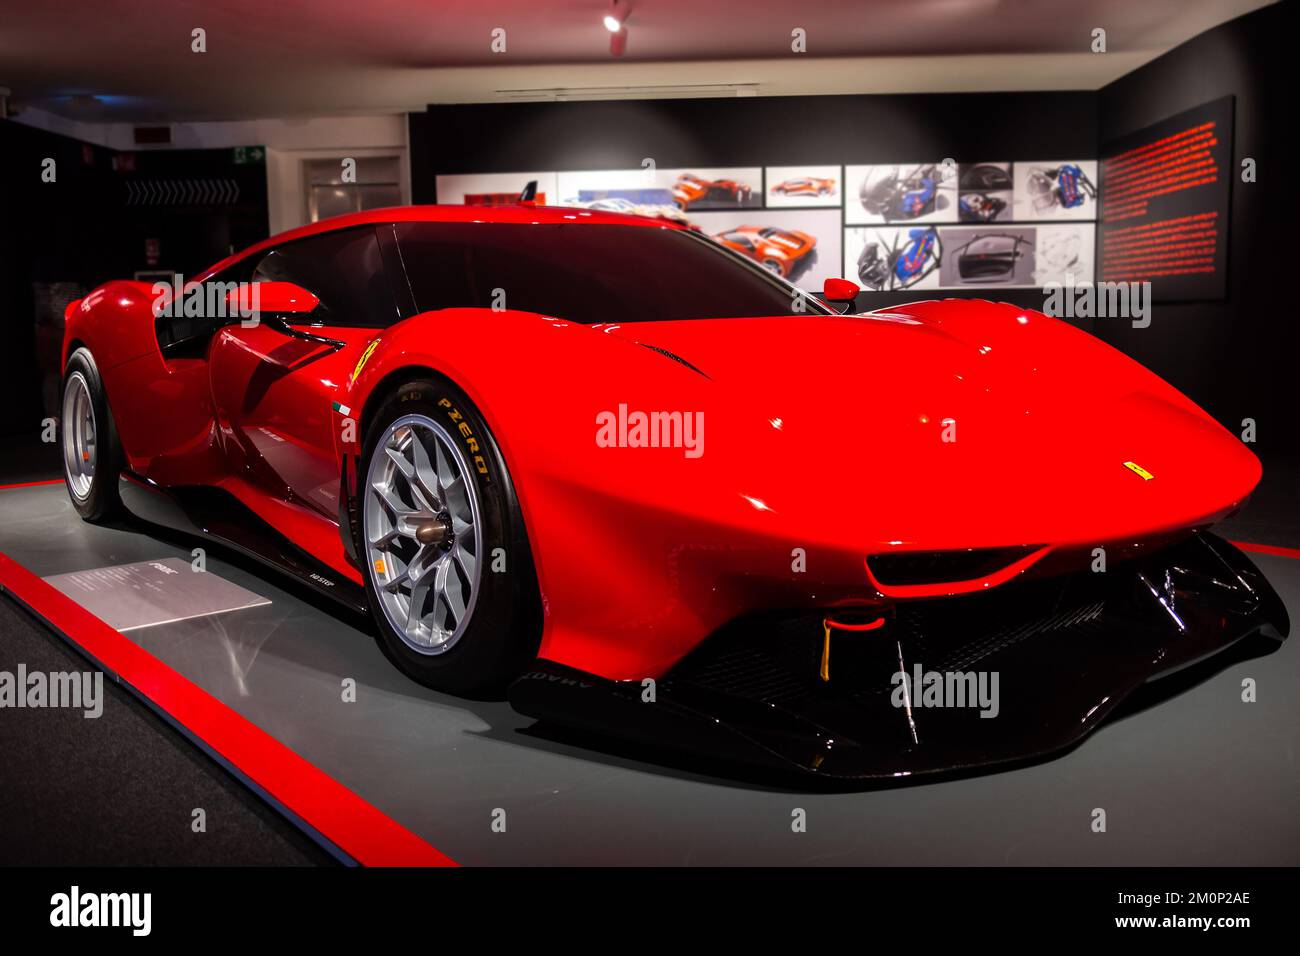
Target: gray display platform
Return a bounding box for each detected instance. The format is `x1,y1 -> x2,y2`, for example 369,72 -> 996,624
43,558 -> 270,631
2,483 -> 1297,865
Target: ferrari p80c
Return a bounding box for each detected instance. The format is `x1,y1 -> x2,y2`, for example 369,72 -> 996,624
59,204 -> 1288,780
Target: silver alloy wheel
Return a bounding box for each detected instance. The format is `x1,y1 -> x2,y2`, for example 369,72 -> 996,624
364,414 -> 483,655
61,371 -> 97,502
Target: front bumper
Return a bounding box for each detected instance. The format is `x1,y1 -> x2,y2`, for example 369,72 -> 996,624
509,533 -> 1289,781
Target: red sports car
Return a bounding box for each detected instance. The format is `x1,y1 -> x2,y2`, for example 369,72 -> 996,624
713,225 -> 817,277
670,173 -> 753,210
771,177 -> 836,197
60,204 -> 1288,778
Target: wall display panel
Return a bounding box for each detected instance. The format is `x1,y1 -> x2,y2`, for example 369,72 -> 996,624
845,226 -> 944,291
1012,160 -> 1099,221
551,171 -> 683,221
936,223 -> 1096,289
436,171 -> 558,205
763,165 -> 843,208
1029,222 -> 1097,286
1097,96 -> 1233,301
690,208 -> 841,291
845,163 -> 959,225
957,162 -> 1015,223
938,226 -> 1038,287
557,167 -> 763,212
846,222 -> 1095,292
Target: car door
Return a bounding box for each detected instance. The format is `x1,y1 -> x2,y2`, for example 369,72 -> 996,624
207,224 -> 403,519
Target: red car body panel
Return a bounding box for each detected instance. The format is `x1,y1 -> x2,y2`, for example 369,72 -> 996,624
64,206 -> 1263,686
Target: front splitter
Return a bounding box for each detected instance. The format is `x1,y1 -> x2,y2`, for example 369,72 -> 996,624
510,534 -> 1290,780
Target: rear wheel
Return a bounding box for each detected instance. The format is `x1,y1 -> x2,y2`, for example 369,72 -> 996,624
358,377 -> 540,697
61,348 -> 124,522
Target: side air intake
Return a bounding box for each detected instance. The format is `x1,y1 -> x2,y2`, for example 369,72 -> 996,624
867,546 -> 1039,587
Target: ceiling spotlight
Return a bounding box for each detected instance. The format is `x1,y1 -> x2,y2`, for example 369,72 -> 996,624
604,1 -> 631,55
605,0 -> 631,55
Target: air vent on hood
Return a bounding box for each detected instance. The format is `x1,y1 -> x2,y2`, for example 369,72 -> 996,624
639,343 -> 709,379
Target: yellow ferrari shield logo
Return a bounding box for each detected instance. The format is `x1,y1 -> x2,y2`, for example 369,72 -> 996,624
1123,460 -> 1155,481
351,339 -> 380,385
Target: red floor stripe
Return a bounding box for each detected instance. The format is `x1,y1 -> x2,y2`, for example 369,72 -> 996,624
0,478 -> 64,490
0,550 -> 456,867
1230,540 -> 1300,560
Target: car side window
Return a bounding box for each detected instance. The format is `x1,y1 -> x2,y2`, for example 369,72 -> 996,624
251,225 -> 399,328
154,257 -> 257,356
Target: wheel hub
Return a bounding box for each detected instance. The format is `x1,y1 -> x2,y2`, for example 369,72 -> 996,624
363,415 -> 483,656
61,371 -> 97,502
415,517 -> 451,547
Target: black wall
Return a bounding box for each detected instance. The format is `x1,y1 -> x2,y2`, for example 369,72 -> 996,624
0,122 -> 121,438
0,123 -> 269,438
415,92 -> 1097,176
412,90 -> 1097,316
1097,0 -> 1298,456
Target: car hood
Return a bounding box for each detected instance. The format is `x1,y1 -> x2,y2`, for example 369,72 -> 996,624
601,300 -> 1260,553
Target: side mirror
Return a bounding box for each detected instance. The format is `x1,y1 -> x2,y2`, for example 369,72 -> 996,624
225,281 -> 319,317
224,281 -> 345,349
823,277 -> 860,314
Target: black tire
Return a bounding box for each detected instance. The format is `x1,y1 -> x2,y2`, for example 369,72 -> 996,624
357,376 -> 541,698
61,348 -> 124,522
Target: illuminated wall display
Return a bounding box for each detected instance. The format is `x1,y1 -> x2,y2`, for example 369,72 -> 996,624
1098,96 -> 1233,301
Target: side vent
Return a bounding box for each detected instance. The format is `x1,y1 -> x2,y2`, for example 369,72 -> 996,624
867,546 -> 1038,587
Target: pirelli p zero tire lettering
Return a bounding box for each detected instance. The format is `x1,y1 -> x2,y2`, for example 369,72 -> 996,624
358,376 -> 541,698
61,348 -> 125,522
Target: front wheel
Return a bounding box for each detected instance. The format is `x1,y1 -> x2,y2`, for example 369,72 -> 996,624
357,377 -> 541,697
61,348 -> 124,522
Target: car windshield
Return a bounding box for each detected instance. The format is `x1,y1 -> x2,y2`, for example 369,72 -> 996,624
394,221 -> 832,323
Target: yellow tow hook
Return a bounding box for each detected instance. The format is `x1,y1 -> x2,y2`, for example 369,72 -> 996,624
820,611 -> 887,683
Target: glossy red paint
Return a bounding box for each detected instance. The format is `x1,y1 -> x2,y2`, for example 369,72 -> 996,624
226,280 -> 319,314
345,298 -> 1260,678
64,205 -> 1264,683
823,277 -> 860,302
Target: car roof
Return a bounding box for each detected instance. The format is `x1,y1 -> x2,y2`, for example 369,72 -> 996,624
199,203 -> 684,280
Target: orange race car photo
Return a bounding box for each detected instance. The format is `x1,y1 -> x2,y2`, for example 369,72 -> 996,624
671,173 -> 754,210
770,176 -> 837,197
712,224 -> 818,277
